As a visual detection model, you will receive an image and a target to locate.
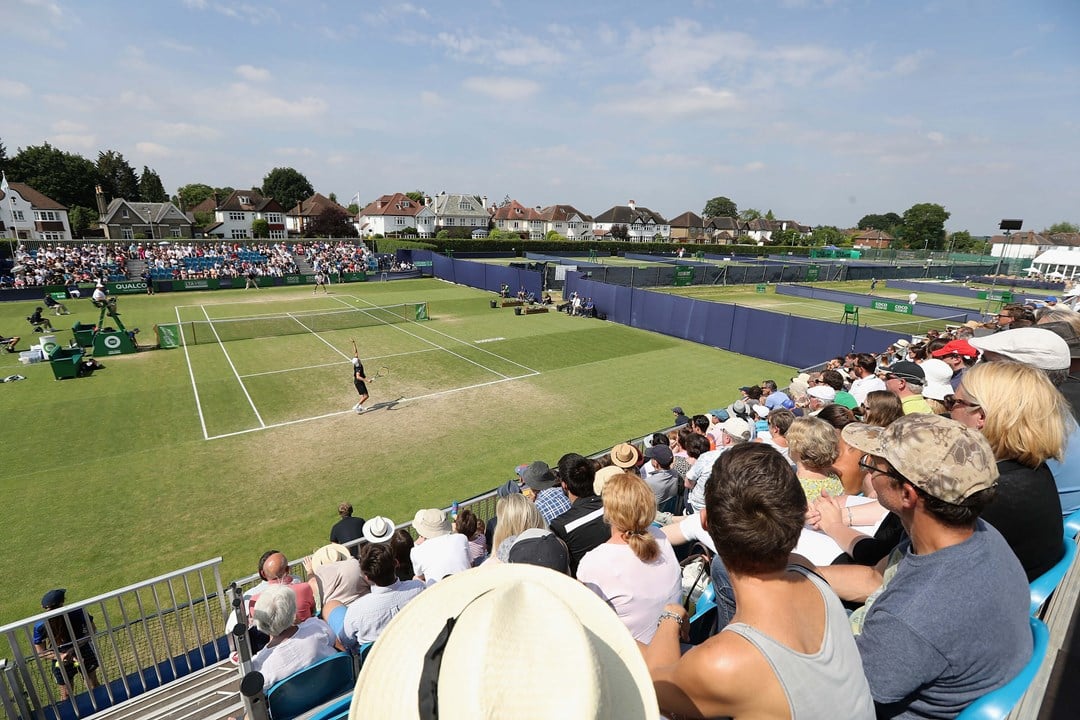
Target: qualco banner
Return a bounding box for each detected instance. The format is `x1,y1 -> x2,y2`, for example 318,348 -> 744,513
107,280 -> 148,295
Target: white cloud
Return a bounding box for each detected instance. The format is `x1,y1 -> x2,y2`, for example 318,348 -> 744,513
182,0 -> 208,8
50,133 -> 96,151
223,83 -> 328,119
420,91 -> 443,107
744,161 -> 766,172
156,122 -> 221,140
51,120 -> 87,133
606,85 -> 741,116
275,147 -> 317,158
493,36 -> 564,67
0,79 -> 30,98
236,64 -> 271,82
462,76 -> 540,101
927,131 -> 945,145
136,141 -> 172,157
892,50 -> 932,76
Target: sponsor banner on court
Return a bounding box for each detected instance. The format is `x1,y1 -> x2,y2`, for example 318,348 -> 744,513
416,303 -> 428,321
108,281 -> 148,295
343,272 -> 368,282
871,299 -> 913,315
155,323 -> 181,349
284,274 -> 313,285
173,279 -> 221,291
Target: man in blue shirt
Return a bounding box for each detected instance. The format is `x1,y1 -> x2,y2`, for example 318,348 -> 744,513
32,589 -> 101,701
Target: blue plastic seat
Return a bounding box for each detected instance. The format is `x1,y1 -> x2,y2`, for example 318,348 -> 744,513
955,616 -> 1048,719
1064,508 -> 1080,540
265,652 -> 354,720
687,582 -> 718,645
308,695 -> 350,720
1029,537 -> 1077,615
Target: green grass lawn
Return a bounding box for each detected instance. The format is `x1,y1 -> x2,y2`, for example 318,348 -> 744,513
0,278 -> 794,621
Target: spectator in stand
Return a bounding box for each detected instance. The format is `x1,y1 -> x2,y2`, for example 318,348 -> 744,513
948,361 -> 1066,580
848,353 -> 887,405
485,492 -> 547,565
806,384 -> 836,414
881,361 -> 932,415
819,415 -> 1031,719
258,552 -> 317,622
685,417 -> 751,512
861,390 -> 904,428
410,509 -> 471,583
453,508 -> 488,566
329,502 -> 365,558
641,444 -> 679,507
760,379 -> 794,410
756,408 -> 796,468
250,586 -> 338,690
643,444 -> 875,720
33,589 -> 101,701
813,405 -> 864,496
305,544 -> 367,633
610,442 -> 643,473
919,358 -> 955,415
550,455 -> 609,576
520,460 -> 571,524
577,473 -> 681,643
786,417 -> 845,501
339,542 -> 425,649
388,528 -> 415,582
930,339 -> 979,391
821,369 -> 859,411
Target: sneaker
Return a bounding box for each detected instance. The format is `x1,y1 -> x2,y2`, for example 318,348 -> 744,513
355,406 -> 364,414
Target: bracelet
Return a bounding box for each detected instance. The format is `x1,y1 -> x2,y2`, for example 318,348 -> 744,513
658,611 -> 685,628
847,508 -> 854,527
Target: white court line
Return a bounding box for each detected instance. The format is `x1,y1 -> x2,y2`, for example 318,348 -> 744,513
176,308 -> 210,440
201,305 -> 266,428
204,373 -> 537,441
286,312 -> 352,360
239,347 -> 440,378
341,295 -> 541,375
329,296 -> 518,380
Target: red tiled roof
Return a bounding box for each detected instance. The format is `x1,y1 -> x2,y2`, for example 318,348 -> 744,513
7,182 -> 66,210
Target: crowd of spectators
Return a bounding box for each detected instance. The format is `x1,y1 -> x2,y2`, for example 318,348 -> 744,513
2,243 -> 128,288
294,240 -> 373,279
141,241 -> 299,280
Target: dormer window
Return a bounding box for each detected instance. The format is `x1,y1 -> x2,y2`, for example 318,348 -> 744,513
122,209 -> 129,218
239,196 -> 250,205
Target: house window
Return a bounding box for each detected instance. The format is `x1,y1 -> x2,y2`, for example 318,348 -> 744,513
35,210 -> 58,222
229,212 -> 245,221
231,229 -> 249,239
170,227 -> 182,238
459,202 -> 473,211
239,196 -> 250,205
121,228 -> 134,240
396,217 -> 405,225
269,230 -> 286,239
122,209 -> 129,219
12,210 -> 24,221
40,232 -> 64,241
265,213 -> 282,223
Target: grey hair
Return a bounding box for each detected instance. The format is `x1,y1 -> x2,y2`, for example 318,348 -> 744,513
253,585 -> 296,636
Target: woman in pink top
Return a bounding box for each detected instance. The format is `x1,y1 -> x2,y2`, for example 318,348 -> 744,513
577,473 -> 682,643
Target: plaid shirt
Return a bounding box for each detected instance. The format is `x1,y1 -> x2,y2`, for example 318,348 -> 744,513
535,487 -> 572,524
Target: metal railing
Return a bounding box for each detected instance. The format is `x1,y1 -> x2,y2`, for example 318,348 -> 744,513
0,559 -> 227,720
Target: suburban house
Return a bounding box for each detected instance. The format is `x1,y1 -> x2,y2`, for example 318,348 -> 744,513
705,216 -> 743,242
204,190 -> 287,240
0,174 -> 72,241
97,191 -> 193,241
538,204 -> 593,240
491,200 -> 546,239
668,211 -> 707,243
850,229 -> 894,249
358,193 -> 436,238
286,193 -> 352,235
431,192 -> 489,234
592,200 -> 670,242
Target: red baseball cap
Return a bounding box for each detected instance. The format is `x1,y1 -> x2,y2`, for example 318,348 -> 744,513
930,339 -> 978,359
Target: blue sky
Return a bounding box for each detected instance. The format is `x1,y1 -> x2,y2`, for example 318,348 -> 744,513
4,0 -> 1078,235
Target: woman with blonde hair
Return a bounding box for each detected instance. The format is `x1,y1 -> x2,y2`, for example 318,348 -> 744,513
577,473 -> 681,642
483,493 -> 546,565
948,360 -> 1066,579
785,417 -> 845,501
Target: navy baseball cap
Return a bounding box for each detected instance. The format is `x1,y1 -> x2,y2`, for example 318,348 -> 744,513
41,588 -> 66,608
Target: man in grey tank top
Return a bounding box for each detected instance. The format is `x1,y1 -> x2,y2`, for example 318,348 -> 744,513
642,444 -> 874,719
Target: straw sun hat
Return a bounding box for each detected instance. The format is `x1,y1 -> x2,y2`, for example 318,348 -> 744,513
350,563 -> 659,720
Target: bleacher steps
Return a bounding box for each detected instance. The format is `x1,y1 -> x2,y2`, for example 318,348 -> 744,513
88,662 -> 241,720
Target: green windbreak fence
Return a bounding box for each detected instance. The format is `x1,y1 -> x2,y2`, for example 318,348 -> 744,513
180,302 -> 428,345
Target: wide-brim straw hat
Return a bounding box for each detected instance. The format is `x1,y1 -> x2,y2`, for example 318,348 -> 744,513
308,543 -> 352,573
362,515 -> 396,544
350,563 -> 659,720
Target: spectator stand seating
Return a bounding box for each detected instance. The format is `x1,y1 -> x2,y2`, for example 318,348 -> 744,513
264,652 -> 354,720
687,582 -> 718,646
1065,508 -> 1080,540
955,617 -> 1050,720
1029,534 -> 1078,616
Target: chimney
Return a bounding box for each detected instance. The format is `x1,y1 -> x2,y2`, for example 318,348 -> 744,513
424,195 -> 431,207
628,199 -> 636,211
95,185 -> 107,216
482,195 -> 488,210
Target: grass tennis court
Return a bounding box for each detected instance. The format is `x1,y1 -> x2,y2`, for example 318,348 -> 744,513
0,278 -> 795,619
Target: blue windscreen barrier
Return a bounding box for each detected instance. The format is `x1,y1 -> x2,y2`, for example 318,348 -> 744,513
524,252 -> 606,267
885,279 -> 984,299
564,272 -> 901,367
433,253 -> 455,282
969,275 -> 1065,291
775,284 -> 971,321
622,253 -> 713,267
415,254 -> 543,298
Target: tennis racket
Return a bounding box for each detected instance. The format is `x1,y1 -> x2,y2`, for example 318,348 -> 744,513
371,366 -> 390,381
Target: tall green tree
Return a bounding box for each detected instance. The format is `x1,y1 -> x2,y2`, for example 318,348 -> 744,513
97,150 -> 139,201
261,167 -> 314,213
1045,221 -> 1079,234
6,142 -> 99,209
251,218 -> 270,238
702,196 -> 738,218
177,183 -> 215,210
810,225 -> 845,246
304,206 -> 357,237
739,208 -> 762,222
0,137 -> 7,175
67,206 -> 99,238
857,212 -> 902,233
405,190 -> 425,203
897,203 -> 950,250
138,166 -> 168,202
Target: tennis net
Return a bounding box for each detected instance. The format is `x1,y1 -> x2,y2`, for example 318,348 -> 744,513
865,312 -> 972,337
181,302 -> 428,345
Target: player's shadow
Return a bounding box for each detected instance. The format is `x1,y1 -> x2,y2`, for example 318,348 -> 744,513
367,396 -> 405,413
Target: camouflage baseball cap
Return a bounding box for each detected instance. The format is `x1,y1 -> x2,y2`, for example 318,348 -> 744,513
841,414 -> 998,504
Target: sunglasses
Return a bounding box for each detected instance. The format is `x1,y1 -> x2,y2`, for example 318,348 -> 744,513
944,395 -> 981,412
857,454 -> 899,480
